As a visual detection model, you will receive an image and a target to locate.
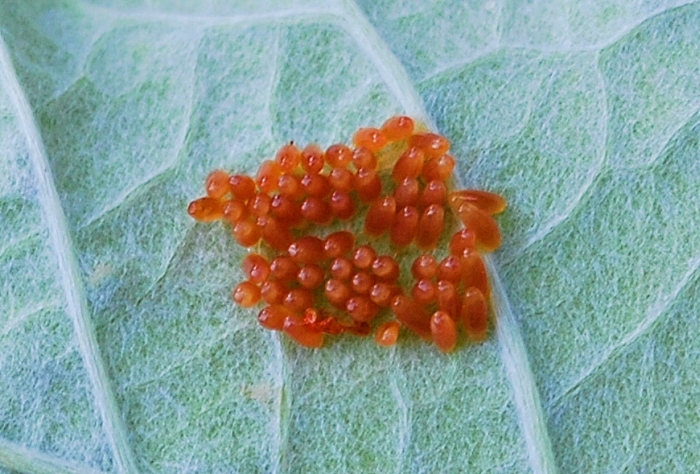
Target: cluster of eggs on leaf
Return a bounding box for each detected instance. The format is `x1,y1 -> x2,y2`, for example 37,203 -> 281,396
188,116 -> 506,352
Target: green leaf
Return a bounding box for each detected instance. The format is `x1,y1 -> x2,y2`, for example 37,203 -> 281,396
1,1 -> 699,473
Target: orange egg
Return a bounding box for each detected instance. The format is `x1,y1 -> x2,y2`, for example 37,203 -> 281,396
352,127 -> 388,153
380,116 -> 414,141
283,316 -> 324,348
422,155 -> 455,182
258,305 -> 291,330
256,160 -> 282,194
449,189 -> 507,215
352,147 -> 377,170
371,255 -> 400,282
374,321 -> 401,347
275,143 -> 301,172
188,197 -> 224,222
392,147 -> 424,182
430,310 -> 458,353
329,190 -> 355,219
232,281 -> 261,307
415,204 -> 445,250
301,144 -> 325,174
408,132 -> 450,159
411,254 -> 438,280
390,206 -> 419,247
325,278 -> 353,309
393,177 -> 420,208
353,167 -> 382,202
390,295 -> 431,340
451,202 -> 502,251
325,143 -> 353,168
288,236 -> 326,264
364,197 -> 396,236
205,169 -> 231,199
461,287 -> 488,342
346,296 -> 380,322
323,231 -> 355,259
228,174 -> 256,201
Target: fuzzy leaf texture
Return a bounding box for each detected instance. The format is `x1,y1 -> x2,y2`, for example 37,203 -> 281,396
1,0 -> 699,473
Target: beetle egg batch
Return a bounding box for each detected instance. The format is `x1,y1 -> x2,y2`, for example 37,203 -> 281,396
188,116 -> 506,352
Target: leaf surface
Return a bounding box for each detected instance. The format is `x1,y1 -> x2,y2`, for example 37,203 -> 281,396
1,1 -> 699,473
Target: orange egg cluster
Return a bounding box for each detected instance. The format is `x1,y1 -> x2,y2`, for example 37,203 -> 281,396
188,116 -> 506,352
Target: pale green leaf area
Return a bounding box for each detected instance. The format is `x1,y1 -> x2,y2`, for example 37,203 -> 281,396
0,0 -> 699,473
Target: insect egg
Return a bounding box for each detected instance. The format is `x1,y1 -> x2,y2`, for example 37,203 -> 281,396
301,144 -> 325,173
288,236 -> 326,264
232,219 -> 260,247
370,256 -> 400,282
283,316 -> 324,348
222,200 -> 246,224
256,160 -> 282,194
205,169 -> 231,199
232,281 -> 261,307
408,132 -> 450,158
436,280 -> 461,320
297,264 -> 325,289
449,189 -> 507,215
418,180 -> 447,208
393,177 -> 420,207
258,305 -> 291,330
415,204 -> 445,250
277,174 -> 304,200
437,255 -> 462,282
247,193 -> 271,217
461,287 -> 488,342
352,245 -> 377,270
350,271 -> 375,295
300,173 -> 331,198
329,257 -> 354,280
369,282 -> 401,307
411,279 -> 437,305
323,231 -> 355,259
269,256 -> 299,283
188,197 -> 224,222
392,147 -> 424,182
257,216 -> 294,252
430,310 -> 458,353
374,321 -> 401,347
242,253 -> 270,284
352,147 -> 377,170
328,190 -> 355,219
228,174 -> 256,201
353,167 -> 382,202
364,196 -> 396,236
325,278 -> 353,309
390,295 -> 431,340
452,203 -> 502,251
328,167 -> 354,192
260,281 -> 286,305
390,206 -> 419,247
284,288 -> 314,313
300,197 -> 332,224
352,127 -> 388,153
270,194 -> 302,226
325,143 -> 353,168
275,143 -> 301,172
449,228 -> 477,256
460,250 -> 490,297
411,254 -> 438,280
346,296 -> 380,322
380,115 -> 414,141
422,155 -> 455,182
